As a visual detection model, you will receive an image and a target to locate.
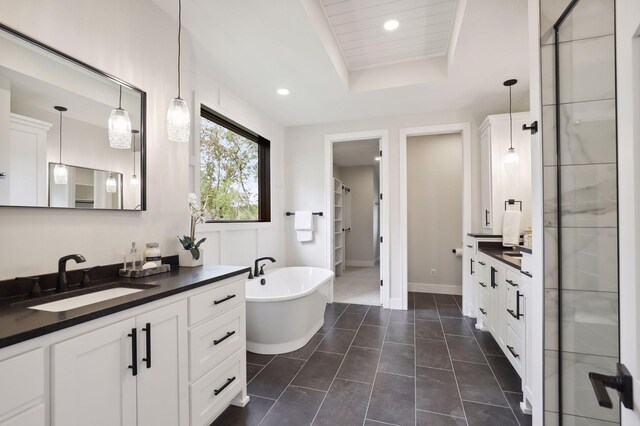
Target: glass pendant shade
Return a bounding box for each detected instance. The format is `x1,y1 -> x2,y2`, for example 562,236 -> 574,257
130,175 -> 140,188
53,164 -> 68,185
504,147 -> 520,173
167,97 -> 190,142
106,176 -> 117,193
108,108 -> 132,149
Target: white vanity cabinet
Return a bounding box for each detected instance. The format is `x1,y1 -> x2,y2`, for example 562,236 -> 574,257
0,272 -> 248,426
479,113 -> 531,234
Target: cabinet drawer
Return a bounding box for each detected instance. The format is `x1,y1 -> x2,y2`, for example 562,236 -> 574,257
0,348 -> 44,419
190,349 -> 244,426
189,278 -> 245,325
190,305 -> 245,381
0,403 -> 45,426
520,254 -> 532,276
505,325 -> 523,374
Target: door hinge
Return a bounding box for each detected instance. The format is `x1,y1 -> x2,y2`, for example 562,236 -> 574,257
380,193 -> 383,200
379,150 -> 382,156
380,280 -> 383,287
380,236 -> 383,243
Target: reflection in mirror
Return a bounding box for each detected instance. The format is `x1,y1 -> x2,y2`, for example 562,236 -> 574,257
49,164 -> 123,209
0,23 -> 145,210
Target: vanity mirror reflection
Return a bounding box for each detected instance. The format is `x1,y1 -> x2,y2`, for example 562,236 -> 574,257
0,23 -> 146,210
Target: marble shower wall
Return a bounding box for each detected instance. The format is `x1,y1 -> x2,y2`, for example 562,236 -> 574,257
540,0 -> 619,424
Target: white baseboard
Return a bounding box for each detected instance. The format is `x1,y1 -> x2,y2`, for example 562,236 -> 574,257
345,260 -> 376,267
408,282 -> 462,295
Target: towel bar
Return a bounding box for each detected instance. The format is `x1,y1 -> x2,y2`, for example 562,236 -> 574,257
504,199 -> 522,211
285,212 -> 323,216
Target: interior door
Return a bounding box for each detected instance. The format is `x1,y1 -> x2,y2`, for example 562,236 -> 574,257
378,140 -> 383,305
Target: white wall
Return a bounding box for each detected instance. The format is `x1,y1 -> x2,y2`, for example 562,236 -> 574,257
0,0 -> 284,279
284,108 -> 500,303
407,133 -> 462,291
339,166 -> 376,266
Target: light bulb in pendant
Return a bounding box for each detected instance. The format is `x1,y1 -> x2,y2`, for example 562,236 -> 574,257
54,164 -> 68,185
106,175 -> 117,193
130,174 -> 139,188
504,147 -> 520,173
167,97 -> 190,142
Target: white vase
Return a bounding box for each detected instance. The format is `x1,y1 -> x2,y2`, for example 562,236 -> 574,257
179,248 -> 204,267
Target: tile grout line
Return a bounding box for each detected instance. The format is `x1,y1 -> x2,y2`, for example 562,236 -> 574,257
467,313 -> 523,426
436,296 -> 470,426
362,302 -> 392,426
256,303 -> 354,425
309,304 -> 371,425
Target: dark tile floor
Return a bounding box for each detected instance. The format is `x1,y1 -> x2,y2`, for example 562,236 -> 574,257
214,292 -> 533,426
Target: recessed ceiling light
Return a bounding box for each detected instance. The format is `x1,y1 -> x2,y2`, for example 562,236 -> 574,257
383,19 -> 399,31
277,88 -> 290,96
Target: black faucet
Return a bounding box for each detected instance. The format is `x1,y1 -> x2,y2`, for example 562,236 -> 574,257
57,254 -> 86,292
254,257 -> 275,277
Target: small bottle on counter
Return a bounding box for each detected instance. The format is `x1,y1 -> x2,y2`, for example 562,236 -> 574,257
124,242 -> 143,271
144,243 -> 162,268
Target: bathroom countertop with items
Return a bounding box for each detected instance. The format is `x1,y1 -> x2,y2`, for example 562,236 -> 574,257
0,264 -> 250,349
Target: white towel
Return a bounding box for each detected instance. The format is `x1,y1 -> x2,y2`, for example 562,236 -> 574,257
502,210 -> 522,247
294,211 -> 314,242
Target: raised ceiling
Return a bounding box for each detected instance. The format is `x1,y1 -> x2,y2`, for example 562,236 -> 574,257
320,0 -> 457,70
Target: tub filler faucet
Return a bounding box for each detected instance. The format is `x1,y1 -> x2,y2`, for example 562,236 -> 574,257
253,257 -> 276,278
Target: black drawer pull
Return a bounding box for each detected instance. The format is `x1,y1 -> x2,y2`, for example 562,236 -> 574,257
507,308 -> 520,319
142,322 -> 151,369
507,345 -> 520,358
214,376 -> 236,396
479,282 -> 487,288
478,261 -> 486,266
479,308 -> 486,315
214,331 -> 236,345
466,244 -> 473,248
506,279 -> 518,287
214,294 -> 236,305
127,328 -> 137,376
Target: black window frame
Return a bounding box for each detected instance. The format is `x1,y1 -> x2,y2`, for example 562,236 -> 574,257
200,105 -> 271,223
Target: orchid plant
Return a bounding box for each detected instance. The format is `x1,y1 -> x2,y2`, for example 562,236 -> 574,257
178,193 -> 207,260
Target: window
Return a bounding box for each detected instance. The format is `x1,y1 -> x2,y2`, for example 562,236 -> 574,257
199,106 -> 270,222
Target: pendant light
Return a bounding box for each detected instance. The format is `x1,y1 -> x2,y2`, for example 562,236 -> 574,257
53,106 -> 68,185
130,129 -> 140,188
108,85 -> 132,149
503,79 -> 519,173
106,174 -> 117,193
167,0 -> 190,143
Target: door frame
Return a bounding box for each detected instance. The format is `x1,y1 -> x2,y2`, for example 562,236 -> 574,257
399,123 -> 471,311
324,129 -> 390,308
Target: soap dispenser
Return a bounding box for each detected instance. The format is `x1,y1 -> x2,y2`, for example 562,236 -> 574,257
124,242 -> 143,271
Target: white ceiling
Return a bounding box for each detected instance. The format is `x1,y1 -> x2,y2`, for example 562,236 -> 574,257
150,0 -> 529,127
320,0 -> 457,70
333,138 -> 380,167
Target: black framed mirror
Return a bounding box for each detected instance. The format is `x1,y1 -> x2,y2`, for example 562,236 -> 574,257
0,23 -> 146,211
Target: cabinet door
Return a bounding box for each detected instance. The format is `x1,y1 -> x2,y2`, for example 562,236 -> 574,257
136,301 -> 188,426
480,126 -> 492,230
52,318 -> 137,426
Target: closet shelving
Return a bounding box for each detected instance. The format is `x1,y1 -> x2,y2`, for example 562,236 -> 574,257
333,178 -> 344,276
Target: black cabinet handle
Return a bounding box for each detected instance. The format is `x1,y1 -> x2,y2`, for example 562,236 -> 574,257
506,345 -> 520,358
517,291 -> 523,318
507,308 -> 519,319
479,282 -> 487,288
142,322 -> 151,369
506,279 -> 518,287
478,261 -> 486,266
589,363 -> 633,409
466,244 -> 473,248
214,294 -> 236,305
214,331 -> 236,345
479,308 -> 486,315
127,328 -> 137,376
214,376 -> 236,396
485,210 -> 490,226
490,267 -> 497,288
470,259 -> 474,275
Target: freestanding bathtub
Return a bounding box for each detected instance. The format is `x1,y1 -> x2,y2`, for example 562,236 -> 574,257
246,267 -> 334,354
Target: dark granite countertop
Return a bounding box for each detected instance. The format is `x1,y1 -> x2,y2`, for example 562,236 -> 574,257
0,265 -> 250,349
478,248 -> 522,270
467,233 -> 504,238
517,246 -> 532,255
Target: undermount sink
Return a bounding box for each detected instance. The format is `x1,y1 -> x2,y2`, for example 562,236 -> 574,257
13,281 -> 158,312
502,251 -> 523,258
29,288 -> 143,312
